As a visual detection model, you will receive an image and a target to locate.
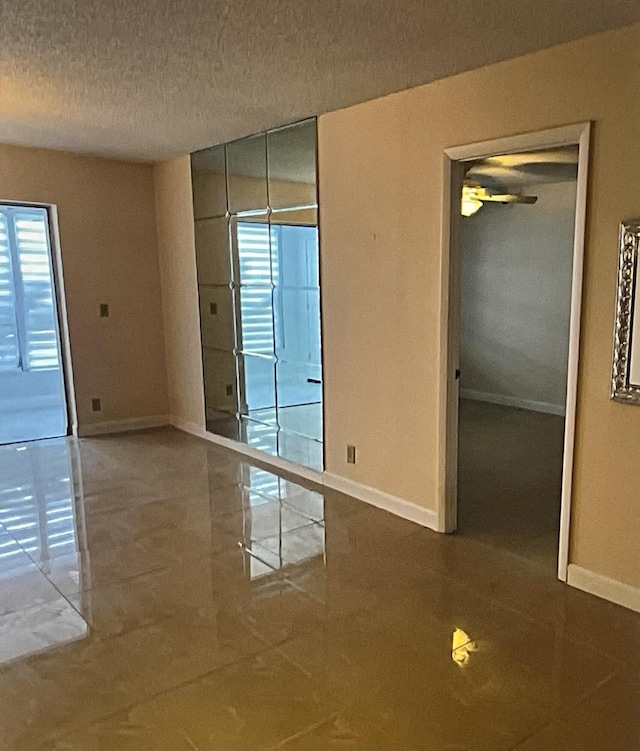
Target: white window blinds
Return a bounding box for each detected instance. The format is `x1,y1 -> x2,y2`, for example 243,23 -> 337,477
0,213 -> 19,369
0,206 -> 60,372
237,222 -> 278,354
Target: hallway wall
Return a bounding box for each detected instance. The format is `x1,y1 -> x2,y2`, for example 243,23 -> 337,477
459,180 -> 577,415
318,23 -> 640,591
155,24 -> 640,598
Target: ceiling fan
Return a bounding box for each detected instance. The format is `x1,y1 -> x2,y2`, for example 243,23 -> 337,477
461,183 -> 537,217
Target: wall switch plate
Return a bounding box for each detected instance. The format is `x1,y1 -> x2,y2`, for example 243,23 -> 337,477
91,398 -> 102,412
347,444 -> 356,464
100,303 -> 109,317
226,384 -> 233,396
209,302 -> 218,315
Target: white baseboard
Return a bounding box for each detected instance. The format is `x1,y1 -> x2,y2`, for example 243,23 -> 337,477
78,414 -> 169,437
323,472 -> 441,532
567,564 -> 640,614
170,422 -> 438,532
460,388 -> 565,416
169,415 -> 206,439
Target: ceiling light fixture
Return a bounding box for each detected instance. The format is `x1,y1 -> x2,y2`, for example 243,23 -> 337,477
460,184 -> 537,217
461,186 -> 484,216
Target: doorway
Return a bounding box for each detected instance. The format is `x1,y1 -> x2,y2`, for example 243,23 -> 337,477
443,124 -> 590,580
0,204 -> 69,444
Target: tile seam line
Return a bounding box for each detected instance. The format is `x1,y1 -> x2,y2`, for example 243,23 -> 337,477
40,640 -> 281,746
505,671 -> 624,751
268,712 -> 340,750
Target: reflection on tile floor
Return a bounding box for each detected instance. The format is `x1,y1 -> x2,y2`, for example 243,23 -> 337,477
0,428 -> 639,750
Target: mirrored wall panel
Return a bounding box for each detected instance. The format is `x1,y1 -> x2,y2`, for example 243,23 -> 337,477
191,119 -> 322,471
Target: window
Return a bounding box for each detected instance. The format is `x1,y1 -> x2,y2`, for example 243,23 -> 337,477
0,206 -> 60,373
0,212 -> 18,369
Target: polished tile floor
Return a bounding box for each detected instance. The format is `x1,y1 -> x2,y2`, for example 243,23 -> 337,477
0,428 -> 639,750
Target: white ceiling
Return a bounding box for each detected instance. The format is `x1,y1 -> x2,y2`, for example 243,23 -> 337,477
1,1 -> 639,162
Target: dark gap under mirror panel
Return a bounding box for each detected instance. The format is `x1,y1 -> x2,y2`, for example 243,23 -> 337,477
191,119 -> 322,472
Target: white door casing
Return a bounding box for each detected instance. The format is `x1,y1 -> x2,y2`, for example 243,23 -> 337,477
439,122 -> 591,582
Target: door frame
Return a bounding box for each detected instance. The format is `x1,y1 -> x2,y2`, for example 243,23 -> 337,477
439,122 -> 591,582
0,199 -> 78,439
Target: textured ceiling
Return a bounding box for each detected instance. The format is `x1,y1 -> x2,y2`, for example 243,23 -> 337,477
1,1 -> 639,162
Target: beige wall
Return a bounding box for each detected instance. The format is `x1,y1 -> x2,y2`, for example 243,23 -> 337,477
154,157 -> 205,430
0,144 -> 168,430
318,23 -> 640,588
154,25 -> 640,592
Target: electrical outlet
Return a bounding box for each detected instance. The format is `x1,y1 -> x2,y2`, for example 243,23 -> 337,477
209,302 -> 218,315
346,444 -> 356,464
99,303 -> 109,317
226,384 -> 233,396
91,398 -> 102,412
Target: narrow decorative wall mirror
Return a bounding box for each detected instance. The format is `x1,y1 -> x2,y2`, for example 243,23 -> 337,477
612,219 -> 640,403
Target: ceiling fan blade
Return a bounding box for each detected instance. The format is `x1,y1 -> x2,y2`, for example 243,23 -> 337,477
481,193 -> 537,204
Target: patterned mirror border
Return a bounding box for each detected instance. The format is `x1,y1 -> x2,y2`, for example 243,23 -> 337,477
612,219 -> 640,404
